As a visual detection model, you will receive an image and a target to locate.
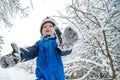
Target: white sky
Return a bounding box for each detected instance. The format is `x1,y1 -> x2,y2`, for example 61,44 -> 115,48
0,0 -> 71,54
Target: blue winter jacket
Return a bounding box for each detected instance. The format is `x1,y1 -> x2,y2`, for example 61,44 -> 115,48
20,35 -> 72,80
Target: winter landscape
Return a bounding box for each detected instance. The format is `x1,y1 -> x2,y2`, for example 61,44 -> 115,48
0,0 -> 120,80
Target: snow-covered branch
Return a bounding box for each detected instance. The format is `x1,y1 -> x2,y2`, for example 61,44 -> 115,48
80,66 -> 97,80
64,57 -> 104,68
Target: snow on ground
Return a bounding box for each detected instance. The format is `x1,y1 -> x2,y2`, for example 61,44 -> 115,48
0,67 -> 35,80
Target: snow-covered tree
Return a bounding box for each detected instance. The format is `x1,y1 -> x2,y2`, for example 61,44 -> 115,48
0,36 -> 4,52
0,0 -> 33,53
61,0 -> 120,79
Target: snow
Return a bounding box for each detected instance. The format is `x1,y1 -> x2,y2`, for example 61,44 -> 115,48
0,67 -> 35,80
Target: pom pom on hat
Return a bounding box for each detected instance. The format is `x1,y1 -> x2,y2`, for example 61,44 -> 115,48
40,17 -> 58,34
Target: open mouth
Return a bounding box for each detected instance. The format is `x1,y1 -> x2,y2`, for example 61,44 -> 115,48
45,31 -> 50,33
45,30 -> 51,33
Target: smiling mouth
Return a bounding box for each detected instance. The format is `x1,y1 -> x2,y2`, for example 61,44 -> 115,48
45,30 -> 50,33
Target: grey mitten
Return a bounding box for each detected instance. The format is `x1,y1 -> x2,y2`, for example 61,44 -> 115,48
0,43 -> 21,68
58,27 -> 78,51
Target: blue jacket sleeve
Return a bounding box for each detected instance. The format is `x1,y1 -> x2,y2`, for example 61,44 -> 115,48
20,42 -> 39,62
56,47 -> 72,56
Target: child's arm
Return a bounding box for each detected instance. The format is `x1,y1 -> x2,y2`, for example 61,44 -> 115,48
20,42 -> 39,61
0,42 -> 38,68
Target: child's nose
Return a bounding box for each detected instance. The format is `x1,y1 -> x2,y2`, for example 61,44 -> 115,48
46,26 -> 51,29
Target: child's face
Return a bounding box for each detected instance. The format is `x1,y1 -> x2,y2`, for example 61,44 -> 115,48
42,22 -> 55,35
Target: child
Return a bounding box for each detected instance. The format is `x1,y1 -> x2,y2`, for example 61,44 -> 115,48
0,17 -> 78,80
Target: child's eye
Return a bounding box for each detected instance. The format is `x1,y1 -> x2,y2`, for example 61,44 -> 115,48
49,25 -> 53,27
43,26 -> 47,28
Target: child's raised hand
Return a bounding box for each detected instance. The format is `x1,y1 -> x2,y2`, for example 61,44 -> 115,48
58,27 -> 78,51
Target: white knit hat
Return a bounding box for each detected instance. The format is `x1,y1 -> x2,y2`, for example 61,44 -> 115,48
40,17 -> 58,34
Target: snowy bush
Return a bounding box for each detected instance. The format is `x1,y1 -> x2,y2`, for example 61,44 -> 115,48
61,0 -> 120,79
